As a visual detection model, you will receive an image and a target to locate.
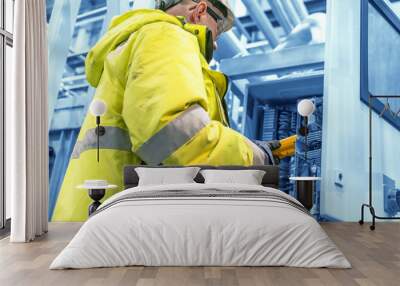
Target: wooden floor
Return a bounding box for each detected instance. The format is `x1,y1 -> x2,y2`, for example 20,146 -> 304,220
0,222 -> 399,286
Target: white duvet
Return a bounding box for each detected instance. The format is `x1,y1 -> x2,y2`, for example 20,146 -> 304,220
50,183 -> 351,269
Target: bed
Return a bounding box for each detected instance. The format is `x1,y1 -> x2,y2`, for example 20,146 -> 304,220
50,165 -> 350,269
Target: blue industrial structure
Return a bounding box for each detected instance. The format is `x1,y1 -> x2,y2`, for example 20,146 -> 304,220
46,0 -> 400,221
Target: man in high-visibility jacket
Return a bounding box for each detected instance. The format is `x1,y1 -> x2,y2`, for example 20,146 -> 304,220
52,0 -> 296,221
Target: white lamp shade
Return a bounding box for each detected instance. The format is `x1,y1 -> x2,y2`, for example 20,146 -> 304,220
297,99 -> 315,117
90,99 -> 107,116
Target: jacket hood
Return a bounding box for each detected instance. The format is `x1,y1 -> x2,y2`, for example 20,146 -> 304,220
85,9 -> 213,87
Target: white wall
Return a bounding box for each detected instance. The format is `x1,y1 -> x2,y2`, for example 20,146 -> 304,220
321,0 -> 400,221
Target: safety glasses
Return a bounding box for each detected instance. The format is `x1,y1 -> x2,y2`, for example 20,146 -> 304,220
207,6 -> 225,34
191,0 -> 227,34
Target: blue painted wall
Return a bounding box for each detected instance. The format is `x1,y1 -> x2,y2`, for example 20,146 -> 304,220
321,0 -> 400,221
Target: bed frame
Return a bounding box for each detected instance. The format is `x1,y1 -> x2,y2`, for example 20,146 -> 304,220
123,165 -> 280,189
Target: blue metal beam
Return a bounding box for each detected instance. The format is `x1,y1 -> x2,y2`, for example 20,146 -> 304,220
215,31 -> 248,60
269,0 -> 293,34
237,0 -> 326,34
281,0 -> 302,27
248,72 -> 324,103
220,43 -> 325,79
291,0 -> 309,21
231,79 -> 248,100
234,18 -> 251,40
47,0 -> 82,129
50,95 -> 91,131
54,95 -> 89,110
76,6 -> 107,22
241,0 -> 280,48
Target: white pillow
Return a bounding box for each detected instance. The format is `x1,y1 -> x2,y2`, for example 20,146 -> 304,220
136,167 -> 200,186
200,169 -> 266,185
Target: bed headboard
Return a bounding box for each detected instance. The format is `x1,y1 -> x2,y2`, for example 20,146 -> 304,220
123,165 -> 280,189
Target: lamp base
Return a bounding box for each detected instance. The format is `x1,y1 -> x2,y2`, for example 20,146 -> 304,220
95,126 -> 106,136
298,126 -> 309,136
88,189 -> 105,215
296,180 -> 314,211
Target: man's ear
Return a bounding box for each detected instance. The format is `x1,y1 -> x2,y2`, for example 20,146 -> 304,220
190,1 -> 208,23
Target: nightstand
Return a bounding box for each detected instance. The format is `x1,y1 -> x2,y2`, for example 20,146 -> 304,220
289,177 -> 321,211
77,180 -> 118,215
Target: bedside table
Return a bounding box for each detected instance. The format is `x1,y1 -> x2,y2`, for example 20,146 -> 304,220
289,177 -> 321,211
77,180 -> 118,215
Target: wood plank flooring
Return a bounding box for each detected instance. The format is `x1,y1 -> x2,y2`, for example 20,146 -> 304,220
0,222 -> 399,286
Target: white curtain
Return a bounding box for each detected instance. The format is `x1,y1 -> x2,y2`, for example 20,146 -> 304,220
8,0 -> 49,242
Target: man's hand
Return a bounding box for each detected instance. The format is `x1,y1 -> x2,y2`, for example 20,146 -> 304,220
253,140 -> 280,165
253,135 -> 297,165
273,135 -> 297,160
266,140 -> 281,151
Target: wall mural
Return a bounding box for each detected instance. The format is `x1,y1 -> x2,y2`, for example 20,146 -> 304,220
47,0 -> 327,221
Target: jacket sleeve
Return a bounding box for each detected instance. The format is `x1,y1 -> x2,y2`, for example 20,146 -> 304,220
122,22 -> 269,166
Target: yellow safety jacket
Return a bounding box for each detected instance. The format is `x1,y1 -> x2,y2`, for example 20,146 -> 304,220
52,9 -> 269,221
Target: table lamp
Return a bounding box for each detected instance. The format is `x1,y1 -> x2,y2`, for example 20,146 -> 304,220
89,99 -> 107,162
297,99 -> 316,161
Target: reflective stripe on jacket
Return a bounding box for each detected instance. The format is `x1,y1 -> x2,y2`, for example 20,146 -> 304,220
52,9 -> 267,221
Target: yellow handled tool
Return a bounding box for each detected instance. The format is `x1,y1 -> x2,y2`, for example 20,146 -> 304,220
272,135 -> 297,159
